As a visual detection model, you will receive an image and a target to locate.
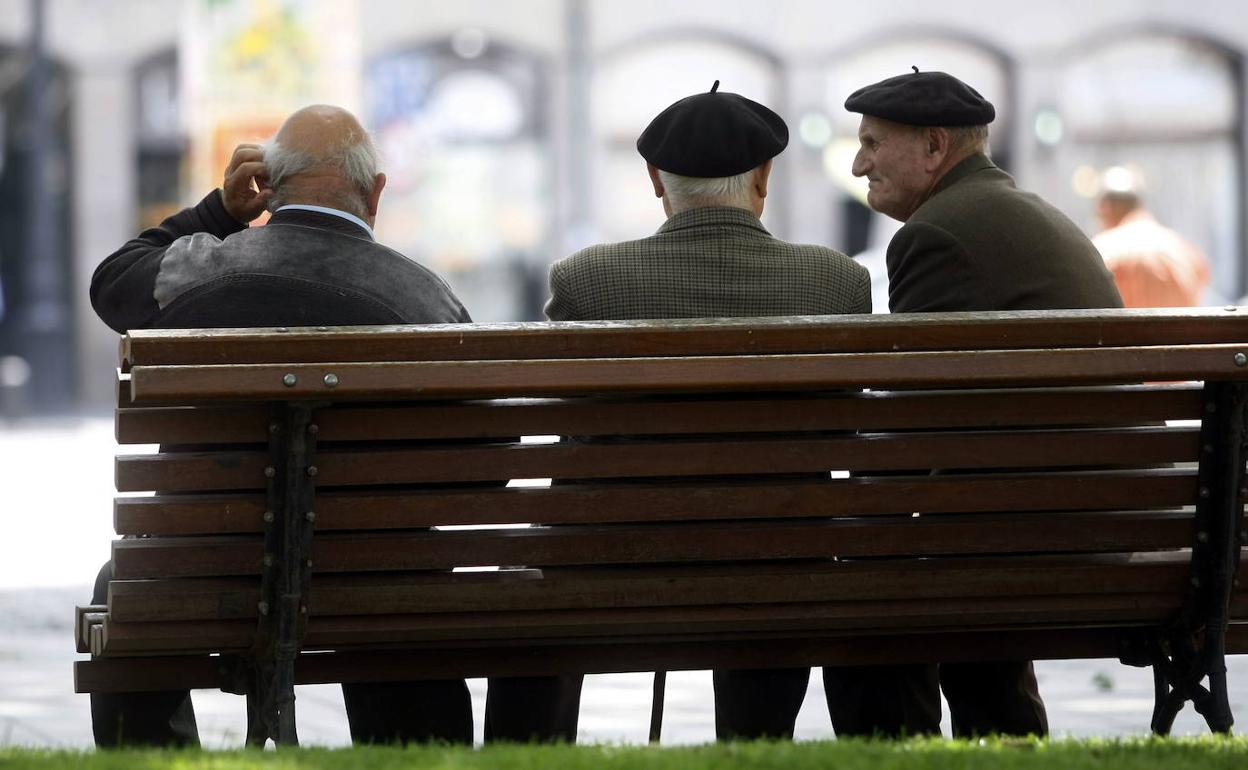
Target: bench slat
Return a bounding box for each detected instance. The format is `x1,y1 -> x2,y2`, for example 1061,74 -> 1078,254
114,426 -> 1199,492
113,469 -> 1198,535
310,385 -> 1200,441
113,385 -> 1202,443
125,345 -> 1248,402
75,622 -> 1248,693
110,510 -> 1195,578
103,591 -> 1241,654
107,554 -> 1196,621
115,450 -> 268,493
119,309 -> 1248,368
116,406 -> 269,444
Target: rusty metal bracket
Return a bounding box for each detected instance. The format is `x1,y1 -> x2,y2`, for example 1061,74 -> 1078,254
245,402 -> 318,747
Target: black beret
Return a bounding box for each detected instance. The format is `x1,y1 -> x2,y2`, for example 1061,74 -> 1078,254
637,81 -> 788,178
844,69 -> 995,127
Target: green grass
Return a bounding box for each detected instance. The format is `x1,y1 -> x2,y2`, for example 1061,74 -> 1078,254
3,738 -> 1248,770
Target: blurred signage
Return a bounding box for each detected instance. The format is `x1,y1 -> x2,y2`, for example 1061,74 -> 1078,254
182,0 -> 361,199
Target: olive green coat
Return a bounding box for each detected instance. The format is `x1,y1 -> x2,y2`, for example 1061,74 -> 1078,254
887,154 -> 1123,313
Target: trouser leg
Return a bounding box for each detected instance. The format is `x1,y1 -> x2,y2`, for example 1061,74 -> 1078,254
713,667 -> 810,740
341,679 -> 473,745
484,674 -> 584,743
939,660 -> 1048,737
89,561 -> 200,748
822,663 -> 942,738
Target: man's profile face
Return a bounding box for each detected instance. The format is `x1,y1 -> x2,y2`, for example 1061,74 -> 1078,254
851,116 -> 932,222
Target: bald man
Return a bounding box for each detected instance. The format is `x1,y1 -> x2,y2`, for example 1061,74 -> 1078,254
92,104 -> 468,331
89,105 -> 473,747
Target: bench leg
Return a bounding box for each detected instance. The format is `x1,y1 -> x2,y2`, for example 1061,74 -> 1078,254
648,671 -> 666,744
1147,637 -> 1231,735
239,657 -> 299,746
245,689 -> 267,747
227,655 -> 299,746
1193,625 -> 1234,734
274,658 -> 299,745
1145,381 -> 1248,735
1125,618 -> 1233,736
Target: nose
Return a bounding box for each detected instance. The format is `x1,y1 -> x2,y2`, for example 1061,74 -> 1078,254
851,149 -> 869,178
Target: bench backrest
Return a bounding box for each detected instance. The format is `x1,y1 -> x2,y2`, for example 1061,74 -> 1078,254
96,309 -> 1248,677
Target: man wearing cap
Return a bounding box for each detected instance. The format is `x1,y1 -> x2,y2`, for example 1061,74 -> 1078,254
546,82 -> 869,321
842,70 -> 1123,737
545,83 -> 871,741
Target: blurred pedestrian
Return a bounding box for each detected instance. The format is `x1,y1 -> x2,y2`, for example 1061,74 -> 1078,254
1093,170 -> 1210,307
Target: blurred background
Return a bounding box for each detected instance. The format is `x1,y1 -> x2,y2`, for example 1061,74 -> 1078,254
2,1 -> 1248,746
0,0 -> 1244,415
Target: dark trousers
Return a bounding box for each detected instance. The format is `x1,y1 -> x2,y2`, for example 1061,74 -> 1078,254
484,674 -> 584,743
714,664 -> 941,740
89,561 -> 473,747
713,661 -> 1046,740
940,660 -> 1048,737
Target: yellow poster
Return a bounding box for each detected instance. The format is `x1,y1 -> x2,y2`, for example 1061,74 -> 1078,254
182,0 -> 361,199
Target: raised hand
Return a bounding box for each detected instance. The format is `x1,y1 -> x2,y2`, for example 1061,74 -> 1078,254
221,144 -> 273,224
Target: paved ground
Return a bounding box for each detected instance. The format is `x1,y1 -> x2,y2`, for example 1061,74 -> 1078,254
1,418 -> 1243,747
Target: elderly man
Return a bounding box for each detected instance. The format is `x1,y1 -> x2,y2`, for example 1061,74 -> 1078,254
547,82 -> 872,741
89,104 -> 474,747
843,70 -> 1123,737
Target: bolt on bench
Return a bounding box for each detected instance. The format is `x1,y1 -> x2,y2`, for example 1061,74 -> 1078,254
75,308 -> 1248,745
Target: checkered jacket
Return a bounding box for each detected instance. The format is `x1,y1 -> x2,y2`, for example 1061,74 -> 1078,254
545,207 -> 871,320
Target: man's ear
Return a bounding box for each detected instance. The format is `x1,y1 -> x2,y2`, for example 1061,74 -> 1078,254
923,128 -> 951,172
753,158 -> 774,199
366,172 -> 386,218
646,163 -> 665,198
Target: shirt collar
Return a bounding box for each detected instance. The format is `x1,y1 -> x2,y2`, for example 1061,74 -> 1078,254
275,204 -> 374,238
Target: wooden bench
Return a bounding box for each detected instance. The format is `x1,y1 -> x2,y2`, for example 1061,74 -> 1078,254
75,308 -> 1248,745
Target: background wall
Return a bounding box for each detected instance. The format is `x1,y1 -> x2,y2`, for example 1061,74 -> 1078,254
0,0 -> 1243,411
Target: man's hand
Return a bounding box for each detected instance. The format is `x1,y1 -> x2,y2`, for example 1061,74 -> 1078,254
222,144 -> 273,224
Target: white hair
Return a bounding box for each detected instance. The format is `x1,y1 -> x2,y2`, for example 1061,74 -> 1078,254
658,168 -> 757,213
946,124 -> 990,156
263,133 -> 381,214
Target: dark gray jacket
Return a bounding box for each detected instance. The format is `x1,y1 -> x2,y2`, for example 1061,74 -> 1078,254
91,190 -> 470,332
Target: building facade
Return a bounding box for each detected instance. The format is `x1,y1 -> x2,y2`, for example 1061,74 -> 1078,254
0,0 -> 1245,410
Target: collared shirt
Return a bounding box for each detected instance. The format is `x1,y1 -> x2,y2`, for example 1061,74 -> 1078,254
275,204 -> 374,239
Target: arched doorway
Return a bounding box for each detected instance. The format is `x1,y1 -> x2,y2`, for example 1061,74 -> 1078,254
1055,28 -> 1243,303
366,33 -> 553,321
591,31 -> 785,243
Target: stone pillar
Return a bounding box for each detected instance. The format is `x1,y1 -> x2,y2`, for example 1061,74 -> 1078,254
71,64 -> 135,410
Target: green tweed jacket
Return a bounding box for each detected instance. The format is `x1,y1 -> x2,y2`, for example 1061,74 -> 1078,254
545,207 -> 871,320
887,154 -> 1123,313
